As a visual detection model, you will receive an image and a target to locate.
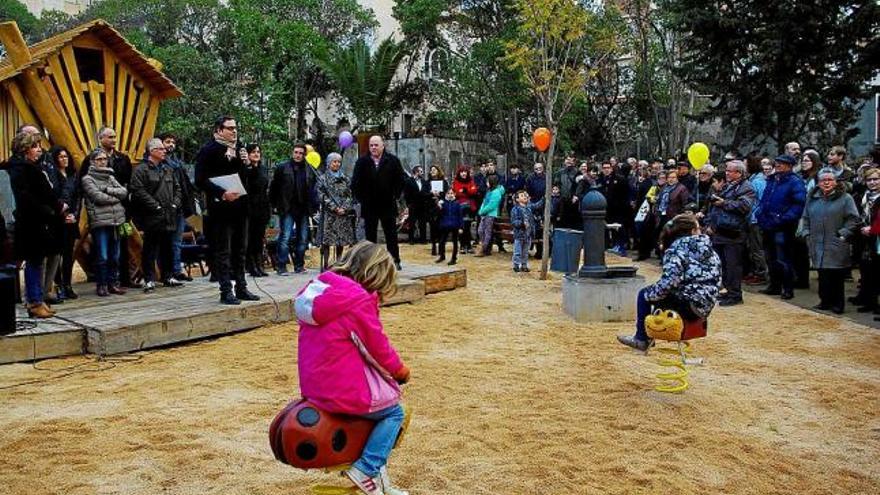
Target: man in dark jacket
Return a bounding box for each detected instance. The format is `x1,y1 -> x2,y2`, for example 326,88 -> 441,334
269,143 -> 317,274
194,116 -> 260,304
706,160 -> 755,306
554,154 -> 581,228
80,126 -> 139,288
596,160 -> 632,255
160,132 -> 196,282
403,165 -> 431,244
130,138 -> 184,292
756,155 -> 807,300
351,135 -> 406,268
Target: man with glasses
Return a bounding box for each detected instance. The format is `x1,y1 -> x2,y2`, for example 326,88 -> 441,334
270,143 -> 317,275
130,138 -> 183,292
195,116 -> 260,305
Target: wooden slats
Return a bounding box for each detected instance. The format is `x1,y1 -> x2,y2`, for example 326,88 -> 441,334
3,80 -> 49,149
119,71 -> 137,153
102,50 -> 115,127
61,45 -> 94,147
134,94 -> 160,158
127,86 -> 150,157
114,67 -> 128,143
87,80 -> 103,140
46,54 -> 89,153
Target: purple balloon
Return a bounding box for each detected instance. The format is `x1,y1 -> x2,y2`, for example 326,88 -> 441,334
338,131 -> 354,149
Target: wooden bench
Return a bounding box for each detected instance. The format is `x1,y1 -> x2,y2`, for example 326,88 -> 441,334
492,218 -> 544,248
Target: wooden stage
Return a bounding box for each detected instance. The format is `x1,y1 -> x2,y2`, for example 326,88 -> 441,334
0,264 -> 466,365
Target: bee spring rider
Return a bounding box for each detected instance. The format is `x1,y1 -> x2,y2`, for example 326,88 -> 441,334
644,308 -> 707,393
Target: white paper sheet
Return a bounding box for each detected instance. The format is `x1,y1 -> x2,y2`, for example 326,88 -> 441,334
431,180 -> 444,194
209,173 -> 248,195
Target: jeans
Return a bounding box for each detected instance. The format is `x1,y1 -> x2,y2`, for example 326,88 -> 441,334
762,226 -> 797,292
171,214 -> 186,274
56,223 -> 78,287
277,213 -> 310,271
634,288 -> 696,341
24,255 -> 45,304
363,213 -> 400,263
92,226 -> 120,287
716,242 -> 744,301
352,403 -> 405,477
513,236 -> 531,267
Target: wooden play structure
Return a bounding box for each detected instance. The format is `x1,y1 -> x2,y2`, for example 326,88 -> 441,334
0,19 -> 181,164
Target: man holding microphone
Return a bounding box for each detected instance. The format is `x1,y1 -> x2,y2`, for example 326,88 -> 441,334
195,116 -> 260,305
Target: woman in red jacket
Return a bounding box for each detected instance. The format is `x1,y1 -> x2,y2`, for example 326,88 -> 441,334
452,164 -> 479,253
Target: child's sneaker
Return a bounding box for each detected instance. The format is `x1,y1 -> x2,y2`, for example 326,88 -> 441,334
379,466 -> 409,495
521,266 -> 530,272
344,467 -> 384,495
513,265 -> 521,272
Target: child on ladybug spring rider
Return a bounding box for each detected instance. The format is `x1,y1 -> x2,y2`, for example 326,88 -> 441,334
295,241 -> 411,495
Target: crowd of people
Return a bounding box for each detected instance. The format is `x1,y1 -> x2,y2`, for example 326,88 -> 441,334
2,116 -> 878,323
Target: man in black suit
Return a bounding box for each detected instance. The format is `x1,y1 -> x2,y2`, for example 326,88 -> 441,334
351,135 -> 406,269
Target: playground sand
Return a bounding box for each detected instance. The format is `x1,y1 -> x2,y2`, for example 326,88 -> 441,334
1,245 -> 879,494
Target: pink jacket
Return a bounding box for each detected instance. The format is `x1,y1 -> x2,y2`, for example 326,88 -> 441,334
295,271 -> 404,415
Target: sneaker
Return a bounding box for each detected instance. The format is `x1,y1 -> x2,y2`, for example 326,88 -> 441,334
294,267 -> 308,274
163,277 -> 184,287
513,265 -> 521,272
395,261 -> 402,271
616,334 -> 652,352
173,272 -> 193,282
379,466 -> 408,495
143,281 -> 156,293
344,467 -> 384,495
276,269 -> 290,277
521,266 -> 530,272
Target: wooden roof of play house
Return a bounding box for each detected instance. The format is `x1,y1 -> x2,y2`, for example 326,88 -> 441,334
0,19 -> 182,163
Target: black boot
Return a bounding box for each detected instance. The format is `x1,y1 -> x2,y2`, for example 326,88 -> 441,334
64,285 -> 79,300
236,288 -> 260,301
220,292 -> 241,305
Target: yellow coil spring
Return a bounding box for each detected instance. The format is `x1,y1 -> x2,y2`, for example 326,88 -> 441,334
310,406 -> 413,495
654,341 -> 692,393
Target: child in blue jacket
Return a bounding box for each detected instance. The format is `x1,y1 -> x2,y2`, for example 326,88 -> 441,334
436,189 -> 466,265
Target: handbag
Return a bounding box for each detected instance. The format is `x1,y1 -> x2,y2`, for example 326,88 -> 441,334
350,332 -> 401,412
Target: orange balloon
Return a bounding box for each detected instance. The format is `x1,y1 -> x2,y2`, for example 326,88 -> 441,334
533,127 -> 551,152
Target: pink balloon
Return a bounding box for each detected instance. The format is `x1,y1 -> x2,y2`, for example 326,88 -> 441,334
338,131 -> 354,149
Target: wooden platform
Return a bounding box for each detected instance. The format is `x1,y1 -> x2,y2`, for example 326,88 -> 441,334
0,264 -> 466,364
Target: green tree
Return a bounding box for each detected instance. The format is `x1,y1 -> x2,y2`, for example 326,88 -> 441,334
0,0 -> 39,57
317,37 -> 409,130
504,0 -> 617,278
661,0 -> 880,152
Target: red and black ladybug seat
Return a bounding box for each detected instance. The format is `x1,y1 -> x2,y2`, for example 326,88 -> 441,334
269,398 -> 410,470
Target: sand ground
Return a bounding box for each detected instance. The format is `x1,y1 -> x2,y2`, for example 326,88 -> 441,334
1,244 -> 879,495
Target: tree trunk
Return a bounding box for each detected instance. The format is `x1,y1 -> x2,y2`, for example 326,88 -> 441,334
540,125 -> 558,280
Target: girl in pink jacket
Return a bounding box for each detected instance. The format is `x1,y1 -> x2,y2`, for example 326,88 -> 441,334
295,241 -> 411,495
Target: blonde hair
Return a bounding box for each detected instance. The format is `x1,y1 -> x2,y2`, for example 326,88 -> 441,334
330,241 -> 397,300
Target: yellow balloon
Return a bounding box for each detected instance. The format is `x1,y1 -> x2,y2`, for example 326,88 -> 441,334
687,142 -> 710,170
305,144 -> 315,154
306,151 -> 321,168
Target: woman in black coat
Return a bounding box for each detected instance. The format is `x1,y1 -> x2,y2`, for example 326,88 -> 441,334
8,132 -> 64,318
50,146 -> 80,300
244,144 -> 271,277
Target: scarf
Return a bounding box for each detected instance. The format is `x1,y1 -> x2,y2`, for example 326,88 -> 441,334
862,190 -> 880,225
214,132 -> 238,160
326,166 -> 344,179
